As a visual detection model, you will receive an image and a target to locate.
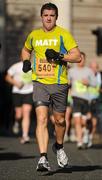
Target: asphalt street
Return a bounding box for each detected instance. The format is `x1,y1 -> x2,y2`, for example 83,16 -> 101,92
0,136 -> 102,180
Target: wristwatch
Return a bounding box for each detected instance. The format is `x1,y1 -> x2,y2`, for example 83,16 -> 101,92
60,53 -> 64,59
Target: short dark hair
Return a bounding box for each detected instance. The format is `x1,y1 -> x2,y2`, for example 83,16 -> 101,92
40,3 -> 58,19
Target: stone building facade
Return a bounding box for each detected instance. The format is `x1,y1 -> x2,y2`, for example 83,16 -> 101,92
72,0 -> 102,66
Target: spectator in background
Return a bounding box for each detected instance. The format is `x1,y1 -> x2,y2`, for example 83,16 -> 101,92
87,60 -> 101,147
5,61 -> 33,144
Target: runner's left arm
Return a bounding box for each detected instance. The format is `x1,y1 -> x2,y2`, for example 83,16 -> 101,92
45,47 -> 81,64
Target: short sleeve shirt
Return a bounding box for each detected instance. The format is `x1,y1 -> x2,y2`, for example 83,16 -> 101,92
7,62 -> 33,94
25,26 -> 77,84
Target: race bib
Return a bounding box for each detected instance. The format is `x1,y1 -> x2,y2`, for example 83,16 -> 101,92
36,58 -> 55,78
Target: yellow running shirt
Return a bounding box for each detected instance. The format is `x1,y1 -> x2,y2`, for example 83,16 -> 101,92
25,26 -> 77,84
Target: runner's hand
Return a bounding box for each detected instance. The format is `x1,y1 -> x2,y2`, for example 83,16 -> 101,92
17,82 -> 24,89
45,49 -> 64,63
22,60 -> 31,73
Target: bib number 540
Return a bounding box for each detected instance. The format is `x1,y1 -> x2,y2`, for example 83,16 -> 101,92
38,64 -> 52,72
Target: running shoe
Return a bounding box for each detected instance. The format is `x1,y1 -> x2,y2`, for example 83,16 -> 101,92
12,121 -> 20,134
52,143 -> 69,168
87,134 -> 93,148
20,136 -> 30,144
77,142 -> 83,150
64,133 -> 69,143
36,156 -> 51,172
69,128 -> 76,142
83,128 -> 89,144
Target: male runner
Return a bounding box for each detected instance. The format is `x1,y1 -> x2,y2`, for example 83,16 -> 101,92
21,2 -> 81,171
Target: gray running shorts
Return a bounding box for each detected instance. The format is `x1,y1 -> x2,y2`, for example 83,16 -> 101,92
33,81 -> 69,113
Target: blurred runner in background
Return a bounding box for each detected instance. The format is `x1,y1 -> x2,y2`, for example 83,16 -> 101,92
5,61 -> 33,144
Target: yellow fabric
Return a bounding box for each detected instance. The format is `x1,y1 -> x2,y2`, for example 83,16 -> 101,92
25,26 -> 77,84
88,86 -> 100,96
75,81 -> 88,93
21,71 -> 32,84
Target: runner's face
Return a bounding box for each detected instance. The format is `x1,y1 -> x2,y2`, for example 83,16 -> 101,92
41,9 -> 57,32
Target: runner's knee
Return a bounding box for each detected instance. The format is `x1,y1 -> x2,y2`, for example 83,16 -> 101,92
55,118 -> 66,127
